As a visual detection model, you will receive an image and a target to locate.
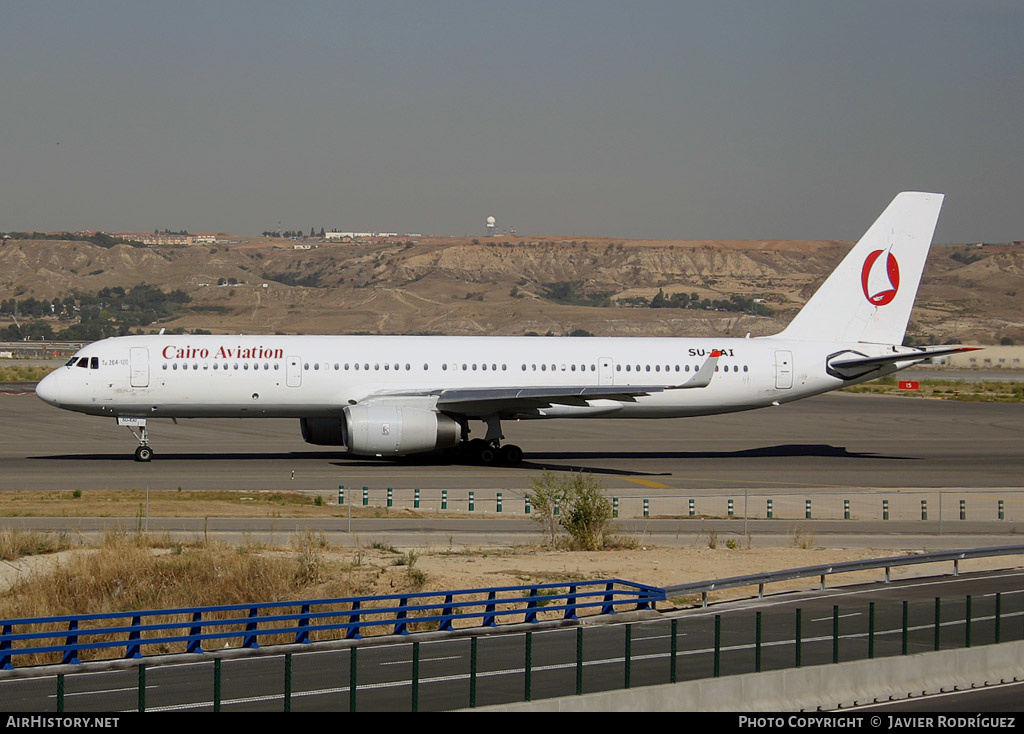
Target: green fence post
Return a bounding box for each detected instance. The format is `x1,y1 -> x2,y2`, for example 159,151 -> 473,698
338,485 -> 344,505
805,499 -> 812,519
625,625 -> 632,688
902,601 -> 908,655
214,658 -> 221,712
714,615 -> 721,677
844,499 -> 850,520
767,499 -> 773,519
868,602 -> 875,659
414,488 -> 420,509
755,611 -> 762,672
387,488 -> 393,508
689,498 -> 695,516
362,486 -> 368,506
577,627 -> 584,694
469,491 -> 475,512
525,631 -> 532,702
883,499 -> 889,520
350,647 -> 358,713
996,593 -> 1002,643
727,499 -> 734,518
284,653 -> 292,712
966,595 -> 972,648
670,619 -> 678,683
525,496 -> 530,515
470,637 -> 478,708
138,663 -> 146,713
643,498 -> 649,517
832,605 -> 839,664
934,597 -> 941,651
57,674 -> 64,713
960,499 -> 966,520
497,492 -> 502,513
613,497 -> 619,518
442,489 -> 448,510
795,609 -> 802,667
412,641 -> 420,712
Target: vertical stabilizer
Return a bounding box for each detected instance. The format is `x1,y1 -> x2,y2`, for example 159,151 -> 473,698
778,192 -> 944,344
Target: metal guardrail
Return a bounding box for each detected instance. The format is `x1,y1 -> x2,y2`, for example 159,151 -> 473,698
0,579 -> 663,670
664,544 -> 1024,606
2,545 -> 1021,671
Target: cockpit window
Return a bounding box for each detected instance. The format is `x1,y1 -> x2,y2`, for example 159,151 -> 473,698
65,357 -> 78,367
76,358 -> 89,369
90,357 -> 99,369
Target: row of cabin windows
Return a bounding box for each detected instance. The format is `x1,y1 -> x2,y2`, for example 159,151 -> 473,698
164,362 -> 280,371
159,361 -> 749,374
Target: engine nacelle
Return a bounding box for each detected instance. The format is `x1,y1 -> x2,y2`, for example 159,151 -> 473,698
299,417 -> 345,445
342,405 -> 460,456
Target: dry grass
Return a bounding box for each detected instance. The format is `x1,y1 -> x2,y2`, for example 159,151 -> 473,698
0,527 -> 440,665
0,528 -> 76,560
0,489 -> 397,519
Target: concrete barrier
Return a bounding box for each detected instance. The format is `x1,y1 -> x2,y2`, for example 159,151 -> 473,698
470,640 -> 1024,711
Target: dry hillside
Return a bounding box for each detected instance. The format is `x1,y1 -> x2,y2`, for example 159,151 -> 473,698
1,235 -> 1022,344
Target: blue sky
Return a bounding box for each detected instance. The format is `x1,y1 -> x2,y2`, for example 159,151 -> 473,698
1,1 -> 1021,242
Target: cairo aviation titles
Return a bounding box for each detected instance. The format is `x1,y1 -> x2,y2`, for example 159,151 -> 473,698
161,345 -> 285,360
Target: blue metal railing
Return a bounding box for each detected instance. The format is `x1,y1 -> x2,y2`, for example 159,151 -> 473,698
0,579 -> 664,669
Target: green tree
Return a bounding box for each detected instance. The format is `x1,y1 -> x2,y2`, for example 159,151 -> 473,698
526,471 -> 614,550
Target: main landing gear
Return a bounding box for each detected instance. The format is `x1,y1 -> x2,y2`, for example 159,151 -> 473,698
457,438 -> 524,466
449,414 -> 524,466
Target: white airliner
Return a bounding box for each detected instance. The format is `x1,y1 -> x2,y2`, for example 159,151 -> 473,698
36,192 -> 974,464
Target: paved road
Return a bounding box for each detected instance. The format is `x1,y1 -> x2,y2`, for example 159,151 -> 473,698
2,568 -> 1020,711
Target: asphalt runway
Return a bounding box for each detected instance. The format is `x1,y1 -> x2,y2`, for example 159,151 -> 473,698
3,391 -> 1023,506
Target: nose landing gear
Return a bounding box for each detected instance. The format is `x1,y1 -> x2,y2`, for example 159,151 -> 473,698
118,417 -> 154,462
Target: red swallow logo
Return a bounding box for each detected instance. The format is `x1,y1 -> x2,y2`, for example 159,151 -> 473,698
861,249 -> 900,306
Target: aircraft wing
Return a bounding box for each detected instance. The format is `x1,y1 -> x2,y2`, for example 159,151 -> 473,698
827,346 -> 981,380
365,351 -> 722,417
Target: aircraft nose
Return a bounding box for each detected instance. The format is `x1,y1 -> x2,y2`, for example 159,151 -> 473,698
35,370 -> 63,407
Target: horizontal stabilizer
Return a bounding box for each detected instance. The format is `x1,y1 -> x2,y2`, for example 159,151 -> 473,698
827,346 -> 981,380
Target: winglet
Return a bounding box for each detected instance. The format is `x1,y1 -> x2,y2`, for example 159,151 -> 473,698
672,350 -> 721,389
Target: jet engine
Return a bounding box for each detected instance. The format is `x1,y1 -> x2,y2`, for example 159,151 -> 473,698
342,405 -> 460,456
299,417 -> 346,445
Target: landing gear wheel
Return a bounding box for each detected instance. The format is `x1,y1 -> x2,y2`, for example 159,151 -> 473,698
134,445 -> 153,462
478,444 -> 498,465
499,444 -> 523,466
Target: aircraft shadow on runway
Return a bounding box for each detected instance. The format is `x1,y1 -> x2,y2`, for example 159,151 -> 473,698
30,444 -> 914,478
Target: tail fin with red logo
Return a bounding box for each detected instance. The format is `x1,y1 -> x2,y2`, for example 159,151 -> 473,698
777,192 -> 944,345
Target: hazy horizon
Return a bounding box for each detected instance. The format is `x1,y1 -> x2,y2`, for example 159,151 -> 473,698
1,2 -> 1021,244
